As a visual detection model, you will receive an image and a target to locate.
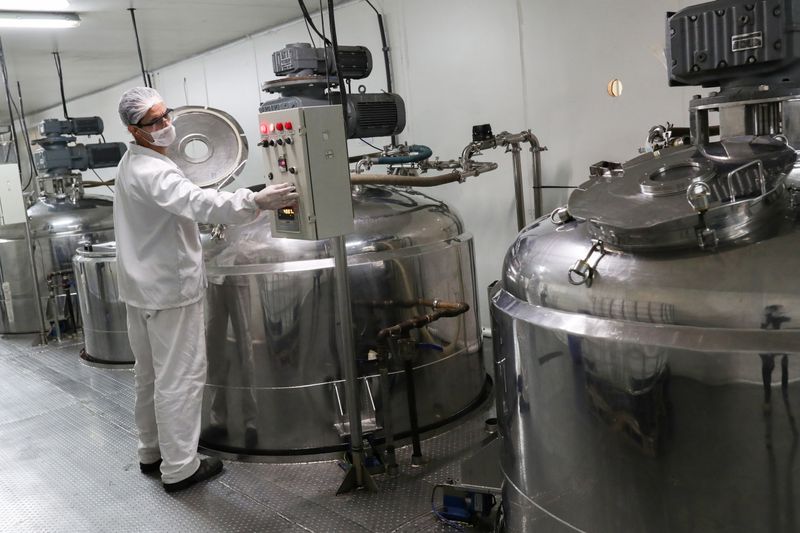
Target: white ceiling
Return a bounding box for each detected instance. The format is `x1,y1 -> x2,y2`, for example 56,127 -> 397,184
0,0 -> 346,121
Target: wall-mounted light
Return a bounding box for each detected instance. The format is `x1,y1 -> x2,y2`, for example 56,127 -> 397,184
0,10 -> 80,28
0,1 -> 71,10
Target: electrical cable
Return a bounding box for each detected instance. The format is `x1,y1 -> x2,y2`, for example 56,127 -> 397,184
297,0 -> 331,45
10,108 -> 33,191
363,0 -> 380,15
303,16 -> 317,48
16,83 -> 36,182
11,89 -> 39,191
327,0 -> 349,129
360,138 -> 382,151
319,0 -> 332,106
362,0 -> 396,146
52,51 -> 70,119
128,8 -> 150,87
89,169 -> 115,195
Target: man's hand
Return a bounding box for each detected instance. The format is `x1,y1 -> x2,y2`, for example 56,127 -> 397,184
254,183 -> 300,210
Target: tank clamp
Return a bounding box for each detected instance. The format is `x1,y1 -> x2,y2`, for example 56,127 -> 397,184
568,240 -> 606,287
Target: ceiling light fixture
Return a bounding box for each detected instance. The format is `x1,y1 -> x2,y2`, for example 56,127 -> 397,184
0,10 -> 80,28
0,1 -> 71,10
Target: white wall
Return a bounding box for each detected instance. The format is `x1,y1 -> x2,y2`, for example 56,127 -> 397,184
30,0 -> 698,326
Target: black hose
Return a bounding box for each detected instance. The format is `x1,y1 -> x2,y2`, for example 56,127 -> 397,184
16,82 -> 38,191
327,0 -> 349,130
128,8 -> 150,87
363,0 -> 396,146
297,0 -> 331,45
52,52 -> 70,119
319,0 -> 332,106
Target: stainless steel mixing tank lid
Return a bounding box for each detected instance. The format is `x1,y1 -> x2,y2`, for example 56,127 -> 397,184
75,241 -> 116,258
166,106 -> 248,189
568,136 -> 796,251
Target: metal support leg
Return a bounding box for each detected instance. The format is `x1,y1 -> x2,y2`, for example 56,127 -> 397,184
333,235 -> 378,494
393,337 -> 424,466
378,349 -> 398,476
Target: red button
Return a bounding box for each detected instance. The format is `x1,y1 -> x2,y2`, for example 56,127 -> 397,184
259,123 -> 268,134
276,122 -> 284,131
284,121 -> 293,130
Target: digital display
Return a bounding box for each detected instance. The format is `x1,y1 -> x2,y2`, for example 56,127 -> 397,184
277,207 -> 296,220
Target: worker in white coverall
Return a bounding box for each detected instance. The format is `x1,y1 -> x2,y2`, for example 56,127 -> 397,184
114,87 -> 299,493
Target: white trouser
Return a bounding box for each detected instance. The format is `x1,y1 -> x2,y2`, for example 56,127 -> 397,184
126,300 -> 206,484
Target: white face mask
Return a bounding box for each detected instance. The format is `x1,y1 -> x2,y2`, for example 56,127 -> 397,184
141,124 -> 176,147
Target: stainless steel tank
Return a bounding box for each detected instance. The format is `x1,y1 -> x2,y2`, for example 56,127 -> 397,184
73,242 -> 133,365
0,196 -> 114,334
491,103 -> 800,530
200,185 -> 488,455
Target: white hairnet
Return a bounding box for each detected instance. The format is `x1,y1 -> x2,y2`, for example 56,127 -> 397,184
118,86 -> 163,126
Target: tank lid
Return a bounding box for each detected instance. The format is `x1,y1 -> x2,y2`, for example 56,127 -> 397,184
166,106 -> 248,189
567,136 -> 796,251
76,241 -> 116,258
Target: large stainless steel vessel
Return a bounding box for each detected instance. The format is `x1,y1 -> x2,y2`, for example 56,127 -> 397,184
73,242 -> 133,365
0,196 -> 114,334
200,185 -> 488,455
491,2 -> 800,529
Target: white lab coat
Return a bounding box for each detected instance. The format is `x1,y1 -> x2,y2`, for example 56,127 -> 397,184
114,142 -> 260,483
114,142 -> 259,309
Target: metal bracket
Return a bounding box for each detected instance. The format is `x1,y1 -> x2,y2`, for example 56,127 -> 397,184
686,180 -> 719,250
696,227 -> 719,250
568,240 -> 605,287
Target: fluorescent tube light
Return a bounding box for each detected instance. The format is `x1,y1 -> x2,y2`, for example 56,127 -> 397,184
0,10 -> 80,28
0,1 -> 70,10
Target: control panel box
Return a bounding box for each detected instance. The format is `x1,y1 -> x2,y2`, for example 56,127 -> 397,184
259,105 -> 354,240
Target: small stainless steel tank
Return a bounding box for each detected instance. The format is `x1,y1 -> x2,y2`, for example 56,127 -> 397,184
73,242 -> 133,365
0,196 -> 114,334
199,185 -> 488,456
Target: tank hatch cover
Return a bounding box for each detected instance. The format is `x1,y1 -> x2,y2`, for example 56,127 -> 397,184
166,106 -> 248,189
568,137 -> 796,251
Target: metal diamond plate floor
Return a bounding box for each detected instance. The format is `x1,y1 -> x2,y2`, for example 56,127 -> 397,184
0,333 -> 496,533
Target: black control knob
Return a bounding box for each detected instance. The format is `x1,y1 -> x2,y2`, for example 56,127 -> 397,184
276,139 -> 284,146
268,139 -> 275,147
289,167 -> 296,174
285,137 -> 293,145
258,140 -> 269,147
268,172 -> 274,180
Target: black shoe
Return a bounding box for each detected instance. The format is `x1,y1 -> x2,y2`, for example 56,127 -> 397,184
139,459 -> 162,475
163,458 -> 224,493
